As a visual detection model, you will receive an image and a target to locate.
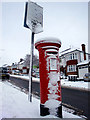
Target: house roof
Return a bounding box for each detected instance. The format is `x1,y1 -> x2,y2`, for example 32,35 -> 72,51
19,61 -> 24,65
60,47 -> 90,56
60,47 -> 81,56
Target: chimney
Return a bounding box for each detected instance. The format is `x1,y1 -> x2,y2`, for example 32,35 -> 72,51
81,44 -> 86,60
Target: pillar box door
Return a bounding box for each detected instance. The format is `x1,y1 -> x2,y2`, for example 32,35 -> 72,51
35,38 -> 62,118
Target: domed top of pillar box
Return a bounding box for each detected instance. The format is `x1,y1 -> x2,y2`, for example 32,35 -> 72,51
35,37 -> 61,50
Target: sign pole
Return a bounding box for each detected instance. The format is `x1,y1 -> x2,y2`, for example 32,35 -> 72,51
29,31 -> 34,102
24,1 -> 43,102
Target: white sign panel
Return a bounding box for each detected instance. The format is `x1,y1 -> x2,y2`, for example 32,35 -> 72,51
26,1 -> 43,34
50,58 -> 57,70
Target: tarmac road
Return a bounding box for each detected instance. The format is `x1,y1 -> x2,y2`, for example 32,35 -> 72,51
9,76 -> 90,119
61,86 -> 89,119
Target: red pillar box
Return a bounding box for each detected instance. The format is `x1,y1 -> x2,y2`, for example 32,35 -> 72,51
35,37 -> 62,118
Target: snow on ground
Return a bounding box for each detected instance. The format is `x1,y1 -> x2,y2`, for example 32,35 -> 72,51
0,80 -> 83,119
10,74 -> 90,90
10,74 -> 40,83
61,79 -> 90,91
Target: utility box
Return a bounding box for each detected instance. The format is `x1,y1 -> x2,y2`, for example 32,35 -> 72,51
35,37 -> 62,118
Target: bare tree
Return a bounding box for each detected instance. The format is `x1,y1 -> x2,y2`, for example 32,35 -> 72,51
24,54 -> 30,67
33,55 -> 39,67
24,54 -> 39,68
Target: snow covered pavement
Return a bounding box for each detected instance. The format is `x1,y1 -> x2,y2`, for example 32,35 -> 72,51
0,80 -> 83,119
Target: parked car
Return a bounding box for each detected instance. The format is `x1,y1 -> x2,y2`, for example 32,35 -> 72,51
83,73 -> 90,82
0,67 -> 10,80
60,74 -> 67,79
32,70 -> 36,77
60,72 -> 67,79
35,71 -> 40,78
14,70 -> 20,75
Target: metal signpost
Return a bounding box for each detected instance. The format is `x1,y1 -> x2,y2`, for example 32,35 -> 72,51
24,0 -> 43,102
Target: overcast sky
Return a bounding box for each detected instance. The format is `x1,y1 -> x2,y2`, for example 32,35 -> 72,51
0,1 -> 88,66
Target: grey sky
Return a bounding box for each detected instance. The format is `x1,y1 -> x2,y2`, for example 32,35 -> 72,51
0,1 -> 88,66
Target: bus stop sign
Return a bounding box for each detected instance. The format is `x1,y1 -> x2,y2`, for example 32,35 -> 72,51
24,1 -> 43,34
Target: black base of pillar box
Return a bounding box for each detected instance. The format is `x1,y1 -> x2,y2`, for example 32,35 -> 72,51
57,105 -> 62,118
40,104 -> 62,118
40,104 -> 50,116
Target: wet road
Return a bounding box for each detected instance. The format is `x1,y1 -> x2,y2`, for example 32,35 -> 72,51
61,87 -> 89,119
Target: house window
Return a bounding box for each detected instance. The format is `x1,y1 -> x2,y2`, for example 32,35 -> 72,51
67,65 -> 76,72
69,65 -> 70,71
23,69 -> 27,73
69,53 -> 77,60
73,53 -> 74,59
75,53 -> 77,59
70,54 -> 72,60
88,55 -> 90,60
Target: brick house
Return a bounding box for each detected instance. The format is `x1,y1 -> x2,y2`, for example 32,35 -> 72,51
7,65 -> 12,74
11,63 -> 18,74
60,44 -> 90,80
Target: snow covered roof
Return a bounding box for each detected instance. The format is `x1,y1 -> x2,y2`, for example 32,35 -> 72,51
19,61 -> 24,64
77,60 -> 90,66
60,47 -> 81,56
60,46 -> 90,56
